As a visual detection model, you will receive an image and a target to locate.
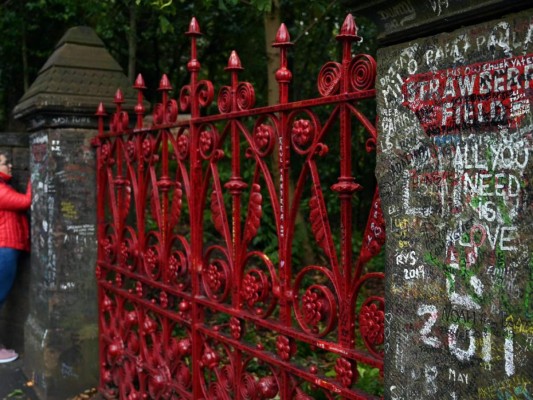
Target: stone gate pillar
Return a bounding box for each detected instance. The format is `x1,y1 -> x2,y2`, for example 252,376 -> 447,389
13,27 -> 137,399
374,5 -> 533,399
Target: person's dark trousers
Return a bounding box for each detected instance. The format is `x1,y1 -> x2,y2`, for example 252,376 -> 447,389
0,248 -> 20,306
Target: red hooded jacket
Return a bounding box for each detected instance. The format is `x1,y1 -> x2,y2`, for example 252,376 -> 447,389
0,172 -> 31,251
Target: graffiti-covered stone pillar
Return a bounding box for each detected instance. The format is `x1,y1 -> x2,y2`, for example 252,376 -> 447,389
13,27 -> 137,399
376,7 -> 533,399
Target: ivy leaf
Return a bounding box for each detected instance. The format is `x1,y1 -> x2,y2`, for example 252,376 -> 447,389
7,389 -> 24,398
158,15 -> 172,34
218,0 -> 228,11
251,0 -> 272,12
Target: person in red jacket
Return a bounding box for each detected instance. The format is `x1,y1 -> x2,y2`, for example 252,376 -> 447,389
0,151 -> 31,363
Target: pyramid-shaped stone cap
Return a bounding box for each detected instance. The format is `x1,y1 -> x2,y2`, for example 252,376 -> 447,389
13,26 -> 141,130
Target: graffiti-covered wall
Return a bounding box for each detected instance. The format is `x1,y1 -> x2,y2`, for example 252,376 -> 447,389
377,9 -> 533,399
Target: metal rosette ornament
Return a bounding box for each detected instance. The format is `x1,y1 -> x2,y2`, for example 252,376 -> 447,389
288,111 -> 323,156
198,123 -> 221,160
202,245 -> 232,303
358,297 -> 384,358
140,134 -> 157,164
240,251 -> 278,318
293,266 -> 338,337
166,234 -> 190,289
356,273 -> 385,359
249,115 -> 278,158
173,127 -> 191,161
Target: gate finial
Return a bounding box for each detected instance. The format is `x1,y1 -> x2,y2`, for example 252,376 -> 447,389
186,17 -> 202,76
273,23 -> 292,47
273,23 -> 293,103
186,17 -> 201,37
158,74 -> 173,91
133,74 -> 146,129
336,14 -> 361,42
96,102 -> 107,136
226,51 -> 243,71
114,88 -> 124,105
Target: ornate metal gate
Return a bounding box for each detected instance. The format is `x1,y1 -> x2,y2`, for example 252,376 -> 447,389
94,13 -> 385,399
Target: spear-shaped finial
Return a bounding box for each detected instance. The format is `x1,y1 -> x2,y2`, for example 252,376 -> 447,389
96,102 -> 107,135
114,88 -> 124,105
96,102 -> 106,117
186,17 -> 201,37
273,23 -> 292,47
273,23 -> 293,103
336,14 -> 361,42
133,73 -> 146,90
158,74 -> 173,91
225,50 -> 243,71
133,74 -> 146,129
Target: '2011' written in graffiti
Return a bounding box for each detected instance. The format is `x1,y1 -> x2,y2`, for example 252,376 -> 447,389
416,251 -> 520,378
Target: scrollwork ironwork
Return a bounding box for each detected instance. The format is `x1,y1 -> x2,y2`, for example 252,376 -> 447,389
95,12 -> 382,400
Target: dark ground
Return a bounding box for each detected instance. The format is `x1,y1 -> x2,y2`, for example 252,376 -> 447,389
0,355 -> 99,400
0,356 -> 39,400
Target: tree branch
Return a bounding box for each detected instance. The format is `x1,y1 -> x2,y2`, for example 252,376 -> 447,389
293,0 -> 338,44
1,0 -> 14,8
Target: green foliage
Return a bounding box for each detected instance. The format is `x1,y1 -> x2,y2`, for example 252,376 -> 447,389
0,0 -> 378,127
7,389 -> 24,398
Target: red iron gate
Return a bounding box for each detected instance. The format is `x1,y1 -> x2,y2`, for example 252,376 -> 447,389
94,14 -> 385,399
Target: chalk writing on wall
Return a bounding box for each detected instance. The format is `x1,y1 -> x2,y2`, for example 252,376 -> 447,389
377,10 -> 533,400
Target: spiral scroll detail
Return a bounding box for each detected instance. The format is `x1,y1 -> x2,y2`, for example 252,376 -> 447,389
317,61 -> 341,96
349,54 -> 376,92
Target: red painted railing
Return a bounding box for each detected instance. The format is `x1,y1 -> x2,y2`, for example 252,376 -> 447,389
94,14 -> 385,399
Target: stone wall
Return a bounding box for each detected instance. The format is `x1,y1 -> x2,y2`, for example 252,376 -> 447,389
0,132 -> 30,352
354,0 -> 532,45
377,8 -> 533,399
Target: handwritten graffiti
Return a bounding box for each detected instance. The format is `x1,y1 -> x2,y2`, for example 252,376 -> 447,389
402,54 -> 533,135
379,11 -> 533,400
